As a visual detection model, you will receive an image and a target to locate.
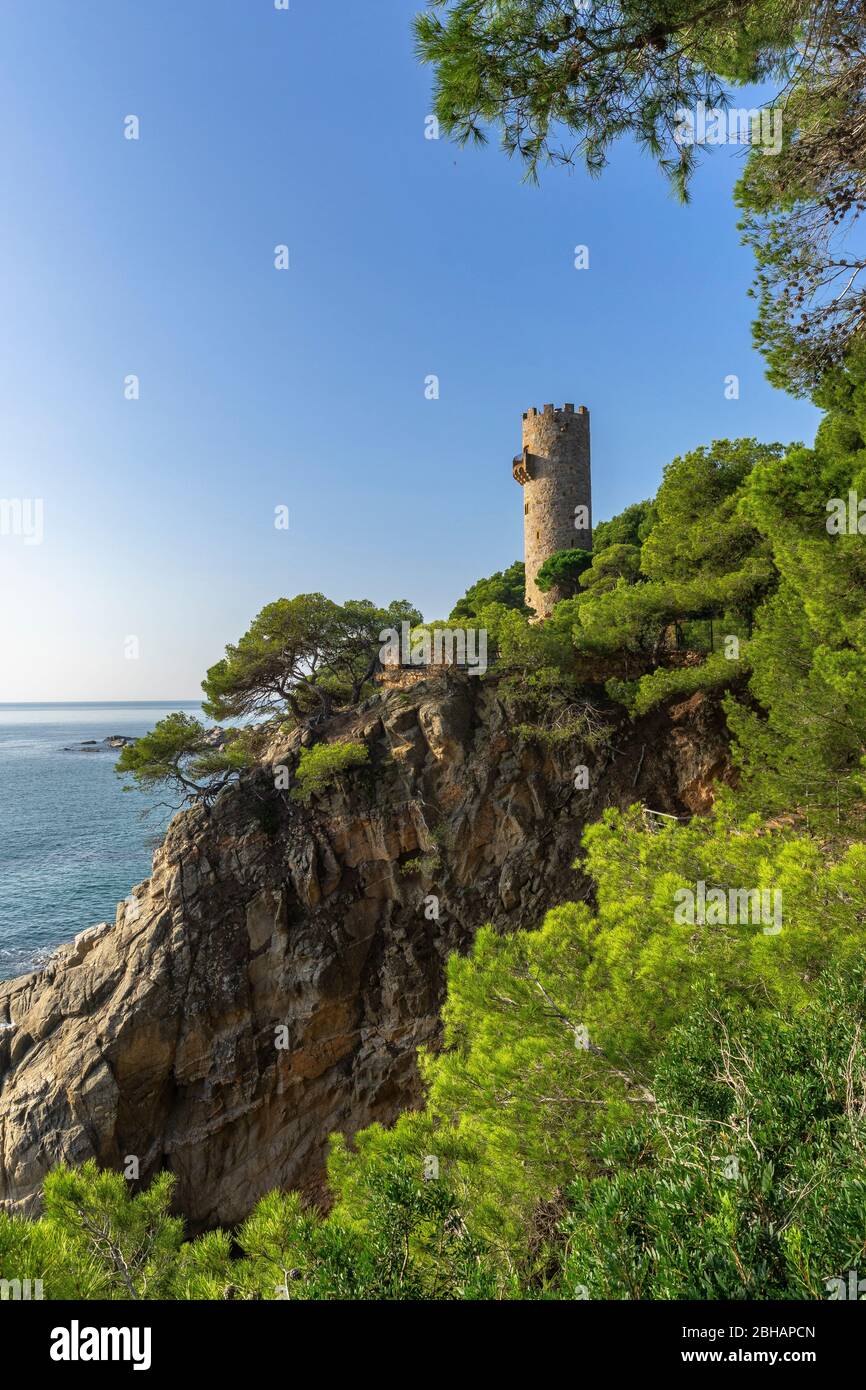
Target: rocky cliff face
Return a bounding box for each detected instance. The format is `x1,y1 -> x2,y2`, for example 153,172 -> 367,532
0,674 -> 730,1229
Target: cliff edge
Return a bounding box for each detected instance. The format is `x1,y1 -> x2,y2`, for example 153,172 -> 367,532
0,673 -> 730,1228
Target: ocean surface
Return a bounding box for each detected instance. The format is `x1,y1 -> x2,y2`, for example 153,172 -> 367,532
0,702 -> 204,981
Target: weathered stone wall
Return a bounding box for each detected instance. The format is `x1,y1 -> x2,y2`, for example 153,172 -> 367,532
516,403 -> 592,618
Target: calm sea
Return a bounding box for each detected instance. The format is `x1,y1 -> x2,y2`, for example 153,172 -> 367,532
0,702 -> 203,981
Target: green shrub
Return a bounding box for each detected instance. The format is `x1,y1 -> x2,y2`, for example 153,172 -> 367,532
560,961 -> 866,1299
399,854 -> 441,877
291,740 -> 369,802
630,649 -> 750,715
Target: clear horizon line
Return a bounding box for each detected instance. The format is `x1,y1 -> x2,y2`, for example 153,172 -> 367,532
0,699 -> 204,707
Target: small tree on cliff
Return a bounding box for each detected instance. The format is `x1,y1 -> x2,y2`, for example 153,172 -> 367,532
117,594 -> 421,809
201,594 -> 338,724
324,598 -> 423,703
116,713 -> 261,808
201,594 -> 422,725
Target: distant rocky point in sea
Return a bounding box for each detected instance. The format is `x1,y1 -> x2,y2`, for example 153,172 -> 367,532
63,728 -> 227,753
63,736 -> 136,753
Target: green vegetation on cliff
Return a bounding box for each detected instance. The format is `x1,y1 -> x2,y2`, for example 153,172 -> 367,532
18,3 -> 866,1296
291,740 -> 370,802
41,340 -> 853,1297
5,812 -> 866,1298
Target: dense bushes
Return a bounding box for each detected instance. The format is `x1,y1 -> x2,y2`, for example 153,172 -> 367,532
561,965 -> 866,1300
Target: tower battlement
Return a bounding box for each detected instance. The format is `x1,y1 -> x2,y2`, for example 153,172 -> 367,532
513,400 -> 592,618
520,403 -> 588,422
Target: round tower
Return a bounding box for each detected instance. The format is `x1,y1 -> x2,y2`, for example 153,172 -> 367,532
513,403 -> 592,619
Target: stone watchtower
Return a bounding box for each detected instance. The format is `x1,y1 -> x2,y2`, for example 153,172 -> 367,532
513,403 -> 592,619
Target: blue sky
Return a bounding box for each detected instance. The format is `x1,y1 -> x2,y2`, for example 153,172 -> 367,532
0,0 -> 820,700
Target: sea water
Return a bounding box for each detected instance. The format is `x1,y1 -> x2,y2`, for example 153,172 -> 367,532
0,702 -> 202,981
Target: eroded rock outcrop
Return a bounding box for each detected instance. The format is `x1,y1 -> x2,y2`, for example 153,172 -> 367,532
0,674 -> 730,1228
